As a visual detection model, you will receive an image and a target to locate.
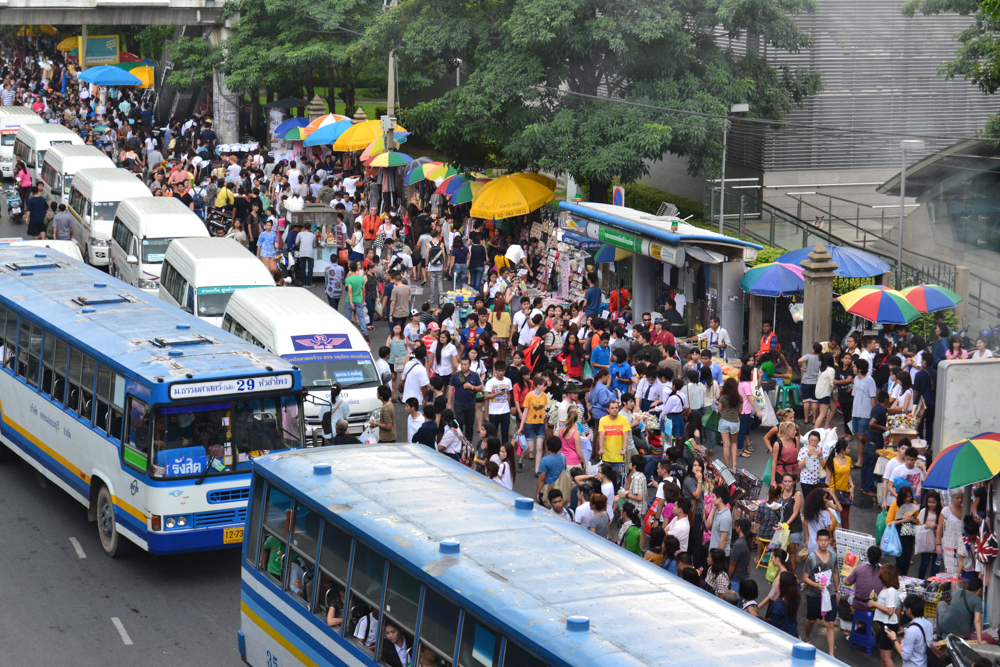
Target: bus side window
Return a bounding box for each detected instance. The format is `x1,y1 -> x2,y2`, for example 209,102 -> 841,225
67,347 -> 83,415
502,641 -> 546,667
123,397 -> 150,472
0,304 -> 10,370
417,587 -> 460,667
377,564 -> 419,667
284,502 -> 320,607
80,354 -> 96,424
259,484 -> 292,584
346,541 -> 386,655
316,521 -> 352,633
457,613 -> 501,667
40,330 -> 65,397
94,365 -> 124,440
16,319 -> 42,388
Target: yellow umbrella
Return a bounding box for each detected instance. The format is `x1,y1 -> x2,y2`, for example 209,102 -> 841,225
470,174 -> 555,220
332,120 -> 408,152
513,172 -> 556,190
18,25 -> 59,37
57,36 -> 79,51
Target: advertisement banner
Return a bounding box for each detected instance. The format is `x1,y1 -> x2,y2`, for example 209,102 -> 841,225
594,225 -> 642,253
83,36 -> 120,66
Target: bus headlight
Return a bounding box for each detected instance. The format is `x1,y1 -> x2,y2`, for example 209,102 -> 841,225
176,515 -> 188,527
165,517 -> 176,529
89,238 -> 109,247
0,156 -> 12,164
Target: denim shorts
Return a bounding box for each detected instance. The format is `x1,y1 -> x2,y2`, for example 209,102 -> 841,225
789,531 -> 803,544
817,396 -> 830,405
851,417 -> 870,435
719,418 -> 741,434
800,384 -> 816,402
524,422 -> 546,439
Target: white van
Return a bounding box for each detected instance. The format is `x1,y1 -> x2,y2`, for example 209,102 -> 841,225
68,168 -> 153,266
159,237 -> 274,327
0,107 -> 43,179
109,197 -> 210,294
12,123 -> 85,181
223,287 -> 382,437
40,144 -> 115,205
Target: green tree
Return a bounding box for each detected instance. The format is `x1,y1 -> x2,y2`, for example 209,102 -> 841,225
357,0 -> 822,202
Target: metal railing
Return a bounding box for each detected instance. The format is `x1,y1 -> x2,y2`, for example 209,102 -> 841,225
703,184 -> 1000,319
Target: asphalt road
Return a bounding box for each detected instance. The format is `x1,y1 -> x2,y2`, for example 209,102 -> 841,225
0,204 -> 882,666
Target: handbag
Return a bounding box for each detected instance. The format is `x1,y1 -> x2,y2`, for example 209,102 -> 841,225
881,524 -> 903,557
643,498 -> 663,534
338,249 -> 349,264
915,510 -> 937,554
682,385 -> 691,421
702,407 -> 721,432
875,509 -> 888,546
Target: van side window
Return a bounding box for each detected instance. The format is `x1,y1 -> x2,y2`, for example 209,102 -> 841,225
160,262 -> 185,304
69,187 -> 87,219
112,218 -> 128,250
41,161 -> 58,192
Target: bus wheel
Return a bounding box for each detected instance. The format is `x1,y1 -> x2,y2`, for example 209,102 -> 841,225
96,485 -> 132,558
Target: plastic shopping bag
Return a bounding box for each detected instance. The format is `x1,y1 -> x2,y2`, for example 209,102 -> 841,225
762,456 -> 773,487
760,392 -> 778,428
766,555 -> 779,582
359,424 -> 379,445
875,509 -> 888,546
773,522 -> 790,551
881,524 -> 903,557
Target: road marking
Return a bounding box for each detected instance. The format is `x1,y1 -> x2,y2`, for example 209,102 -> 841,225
111,617 -> 133,645
34,472 -> 47,488
69,537 -> 86,559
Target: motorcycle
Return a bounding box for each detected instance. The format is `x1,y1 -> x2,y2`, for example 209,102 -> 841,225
945,633 -> 1000,667
204,207 -> 231,237
6,185 -> 22,224
279,248 -> 301,286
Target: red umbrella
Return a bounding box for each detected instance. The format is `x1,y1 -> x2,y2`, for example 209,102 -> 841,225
118,52 -> 141,62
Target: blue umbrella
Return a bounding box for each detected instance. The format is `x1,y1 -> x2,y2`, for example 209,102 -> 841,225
272,117 -> 309,137
302,119 -> 353,147
77,65 -> 142,87
775,244 -> 891,278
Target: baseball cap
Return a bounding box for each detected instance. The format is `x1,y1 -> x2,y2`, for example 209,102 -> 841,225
410,309 -> 419,316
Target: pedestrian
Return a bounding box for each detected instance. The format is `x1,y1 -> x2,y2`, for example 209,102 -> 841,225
884,594 -> 935,667
886,484 -> 919,576
802,528 -> 839,656
798,342 -> 822,424
324,260 -> 345,312
344,261 -> 368,337
870,563 -> 901,667
256,219 -> 278,272
824,439 -> 855,529
483,362 -> 513,445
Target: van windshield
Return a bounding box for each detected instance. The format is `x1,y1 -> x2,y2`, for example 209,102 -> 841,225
283,351 -> 380,389
141,237 -> 175,263
1,135 -> 15,147
93,202 -> 120,222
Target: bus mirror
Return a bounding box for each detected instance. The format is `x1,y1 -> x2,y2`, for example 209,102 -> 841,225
126,254 -> 138,265
51,187 -> 59,196
84,215 -> 91,225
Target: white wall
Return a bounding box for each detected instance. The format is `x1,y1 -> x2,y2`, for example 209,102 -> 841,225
932,359 -> 1000,457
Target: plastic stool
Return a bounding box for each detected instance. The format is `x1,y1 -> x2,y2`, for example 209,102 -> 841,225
849,611 -> 877,655
775,384 -> 801,410
755,538 -> 772,569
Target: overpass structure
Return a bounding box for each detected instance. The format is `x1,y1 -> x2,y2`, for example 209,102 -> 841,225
0,0 -> 224,25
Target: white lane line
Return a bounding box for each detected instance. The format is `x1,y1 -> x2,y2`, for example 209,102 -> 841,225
111,617 -> 133,645
34,472 -> 48,488
69,537 -> 86,559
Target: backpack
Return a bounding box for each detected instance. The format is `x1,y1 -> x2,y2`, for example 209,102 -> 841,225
192,187 -> 205,210
428,241 -> 444,268
915,623 -> 943,667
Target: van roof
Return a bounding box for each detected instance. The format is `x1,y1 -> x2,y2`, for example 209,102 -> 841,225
0,107 -> 43,118
44,144 -> 111,163
17,123 -> 82,141
225,287 -> 367,355
116,197 -> 210,239
73,168 -> 149,187
163,237 -> 274,288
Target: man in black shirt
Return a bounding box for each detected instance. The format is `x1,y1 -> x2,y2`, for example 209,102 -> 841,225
172,182 -> 194,210
861,390 -> 890,496
232,186 -> 251,224
332,419 -> 361,445
661,297 -> 687,338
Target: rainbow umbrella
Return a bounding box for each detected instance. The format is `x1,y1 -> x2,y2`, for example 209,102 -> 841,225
358,133 -> 409,162
272,117 -> 309,137
405,161 -> 445,186
451,178 -> 490,205
434,174 -> 474,197
739,262 -> 804,297
366,152 -> 413,167
279,126 -> 310,141
924,433 -> 1000,490
427,163 -> 458,182
302,119 -> 353,147
302,113 -> 351,137
900,285 -> 964,313
837,286 -> 920,324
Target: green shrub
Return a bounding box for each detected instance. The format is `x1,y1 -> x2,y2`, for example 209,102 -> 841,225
752,247 -> 784,266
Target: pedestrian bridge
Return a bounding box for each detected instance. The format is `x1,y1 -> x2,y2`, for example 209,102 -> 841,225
0,0 -> 224,25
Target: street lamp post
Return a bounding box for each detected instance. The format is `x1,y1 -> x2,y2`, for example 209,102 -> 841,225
896,139 -> 925,289
719,103 -> 749,234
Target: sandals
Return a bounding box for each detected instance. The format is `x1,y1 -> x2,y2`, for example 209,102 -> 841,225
739,450 -> 752,458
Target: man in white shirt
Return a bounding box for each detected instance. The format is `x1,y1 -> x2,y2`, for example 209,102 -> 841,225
666,497 -> 692,551
295,226 -> 317,287
483,363 -> 513,445
859,336 -> 877,367
343,176 -> 359,197
505,243 -> 531,276
401,346 -> 430,406
685,316 -> 731,356
574,484 -> 595,527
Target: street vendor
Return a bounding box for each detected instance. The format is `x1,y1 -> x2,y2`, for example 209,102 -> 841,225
683,316 -> 731,357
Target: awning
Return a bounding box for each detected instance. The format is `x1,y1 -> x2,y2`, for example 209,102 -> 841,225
877,139 -> 995,201
684,245 -> 726,264
560,231 -> 603,252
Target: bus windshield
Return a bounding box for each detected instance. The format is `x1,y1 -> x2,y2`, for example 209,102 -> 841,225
150,396 -> 302,479
284,351 -> 380,389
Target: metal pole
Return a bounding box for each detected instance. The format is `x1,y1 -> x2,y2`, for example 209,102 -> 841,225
897,149 -> 906,290
739,194 -> 745,237
718,126 -> 727,234
80,25 -> 88,72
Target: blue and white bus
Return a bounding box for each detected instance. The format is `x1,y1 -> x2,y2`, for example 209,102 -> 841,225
240,444 -> 846,667
0,246 -> 305,557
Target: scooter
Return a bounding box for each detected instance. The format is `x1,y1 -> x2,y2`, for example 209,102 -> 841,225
945,633 -> 1000,667
5,186 -> 22,224
279,248 -> 301,286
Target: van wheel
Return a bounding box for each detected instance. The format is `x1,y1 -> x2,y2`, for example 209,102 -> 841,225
96,485 -> 132,558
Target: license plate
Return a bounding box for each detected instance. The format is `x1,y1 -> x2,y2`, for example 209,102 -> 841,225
223,527 -> 244,544
11,208 -> 19,214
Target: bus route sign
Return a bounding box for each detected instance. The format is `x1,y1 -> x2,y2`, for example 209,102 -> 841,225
169,374 -> 294,400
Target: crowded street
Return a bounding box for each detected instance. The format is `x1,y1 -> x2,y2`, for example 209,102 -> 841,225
0,11 -> 999,667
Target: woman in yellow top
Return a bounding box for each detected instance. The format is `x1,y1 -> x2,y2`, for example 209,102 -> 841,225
487,295 -> 513,363
517,372 -> 549,475
824,439 -> 855,530
885,484 -> 920,577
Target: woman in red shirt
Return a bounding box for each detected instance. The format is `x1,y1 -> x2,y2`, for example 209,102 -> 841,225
557,332 -> 585,378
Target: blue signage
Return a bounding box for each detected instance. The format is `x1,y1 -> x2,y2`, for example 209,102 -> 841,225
166,455 -> 207,477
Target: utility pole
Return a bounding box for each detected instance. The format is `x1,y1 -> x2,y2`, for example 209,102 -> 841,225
718,103 -> 749,234
80,25 -> 88,72
896,140 -> 924,289
380,0 -> 399,212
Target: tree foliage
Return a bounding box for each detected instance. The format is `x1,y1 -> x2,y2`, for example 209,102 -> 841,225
356,0 -> 823,201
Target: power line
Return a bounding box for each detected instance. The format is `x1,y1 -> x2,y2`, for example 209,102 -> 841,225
536,85 -> 1000,144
